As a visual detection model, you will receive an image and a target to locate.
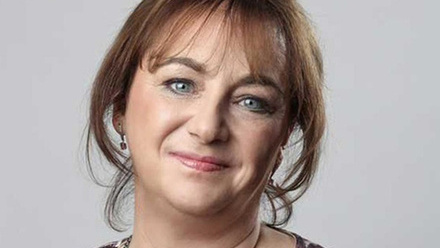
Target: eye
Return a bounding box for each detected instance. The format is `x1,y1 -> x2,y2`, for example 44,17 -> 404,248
238,96 -> 273,114
164,78 -> 195,95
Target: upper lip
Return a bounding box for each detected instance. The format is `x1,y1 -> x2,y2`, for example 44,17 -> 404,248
169,151 -> 229,167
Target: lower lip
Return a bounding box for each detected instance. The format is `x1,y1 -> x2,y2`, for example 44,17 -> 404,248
171,154 -> 227,172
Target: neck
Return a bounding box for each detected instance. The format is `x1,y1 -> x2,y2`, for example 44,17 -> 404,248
129,183 -> 262,248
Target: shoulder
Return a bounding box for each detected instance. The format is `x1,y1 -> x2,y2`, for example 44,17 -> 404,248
292,232 -> 325,248
96,236 -> 132,248
262,224 -> 325,248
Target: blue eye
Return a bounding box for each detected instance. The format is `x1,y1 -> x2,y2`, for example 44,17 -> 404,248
165,78 -> 194,94
239,97 -> 271,113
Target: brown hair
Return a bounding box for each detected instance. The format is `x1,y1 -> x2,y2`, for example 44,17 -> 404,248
86,0 -> 325,232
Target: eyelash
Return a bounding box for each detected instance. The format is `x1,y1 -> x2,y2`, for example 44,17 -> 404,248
162,78 -> 275,115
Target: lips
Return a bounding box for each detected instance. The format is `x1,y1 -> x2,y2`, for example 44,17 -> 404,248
169,151 -> 229,172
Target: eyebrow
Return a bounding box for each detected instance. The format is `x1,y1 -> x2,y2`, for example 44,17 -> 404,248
156,57 -> 207,74
236,75 -> 285,97
156,56 -> 285,96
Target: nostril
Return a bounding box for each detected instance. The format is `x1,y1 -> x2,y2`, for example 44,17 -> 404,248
186,114 -> 229,144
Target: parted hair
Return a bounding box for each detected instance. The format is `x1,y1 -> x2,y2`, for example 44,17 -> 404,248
86,0 -> 325,232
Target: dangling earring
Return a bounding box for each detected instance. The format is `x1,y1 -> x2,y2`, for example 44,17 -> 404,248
269,176 -> 275,186
276,153 -> 283,166
269,147 -> 284,186
118,123 -> 127,150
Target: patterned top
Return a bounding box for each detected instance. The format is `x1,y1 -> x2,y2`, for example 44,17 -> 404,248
97,229 -> 324,248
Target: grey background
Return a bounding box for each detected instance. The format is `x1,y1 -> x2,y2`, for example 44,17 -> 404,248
0,0 -> 439,247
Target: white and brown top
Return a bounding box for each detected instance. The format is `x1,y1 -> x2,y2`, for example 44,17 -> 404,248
97,229 -> 324,248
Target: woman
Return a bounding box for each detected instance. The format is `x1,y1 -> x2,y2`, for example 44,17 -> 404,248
86,0 -> 325,247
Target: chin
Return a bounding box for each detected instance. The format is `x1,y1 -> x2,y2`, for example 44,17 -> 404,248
163,184 -> 233,216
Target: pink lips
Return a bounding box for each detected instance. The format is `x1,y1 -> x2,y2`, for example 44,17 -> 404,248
169,151 -> 228,172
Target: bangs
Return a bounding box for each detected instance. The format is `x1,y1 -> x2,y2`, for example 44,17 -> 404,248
137,0 -> 287,94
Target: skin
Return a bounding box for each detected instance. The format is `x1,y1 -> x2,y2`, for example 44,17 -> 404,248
114,13 -> 296,248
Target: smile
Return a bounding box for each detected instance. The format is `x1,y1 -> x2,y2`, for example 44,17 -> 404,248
169,151 -> 229,172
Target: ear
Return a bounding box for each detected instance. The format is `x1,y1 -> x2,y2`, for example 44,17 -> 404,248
112,113 -> 125,135
280,124 -> 294,148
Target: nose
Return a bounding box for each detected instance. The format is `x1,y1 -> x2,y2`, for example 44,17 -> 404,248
186,97 -> 229,144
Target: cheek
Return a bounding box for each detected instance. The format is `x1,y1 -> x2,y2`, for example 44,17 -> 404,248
124,79 -> 181,172
233,120 -> 283,188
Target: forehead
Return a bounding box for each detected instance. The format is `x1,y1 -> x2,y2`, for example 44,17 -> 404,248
169,14 -> 246,74
145,8 -> 286,86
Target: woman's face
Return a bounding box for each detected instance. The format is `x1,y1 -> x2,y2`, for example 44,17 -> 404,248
122,16 -> 289,216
